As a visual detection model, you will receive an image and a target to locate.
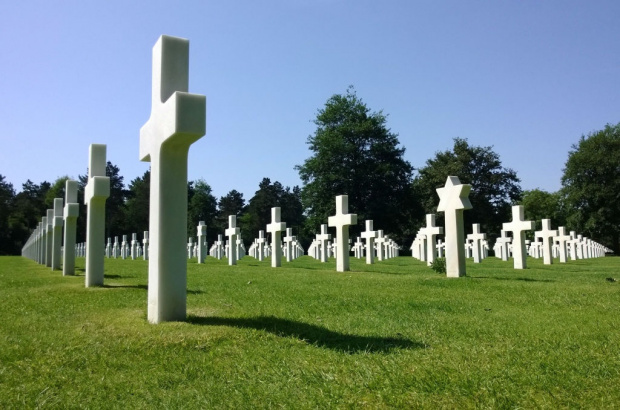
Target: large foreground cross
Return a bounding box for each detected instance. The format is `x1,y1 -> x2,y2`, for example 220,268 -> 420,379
140,35 -> 206,323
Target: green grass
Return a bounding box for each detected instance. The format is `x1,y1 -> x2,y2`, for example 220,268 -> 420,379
1,254 -> 619,408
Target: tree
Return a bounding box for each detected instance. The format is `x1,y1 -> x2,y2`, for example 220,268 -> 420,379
6,179 -> 50,255
187,179 -> 217,241
520,189 -> 566,235
124,169 -> 150,237
44,176 -> 70,208
241,178 -> 306,246
561,122 -> 620,252
216,190 -> 246,235
414,138 -> 522,242
0,175 -> 15,254
295,86 -> 419,243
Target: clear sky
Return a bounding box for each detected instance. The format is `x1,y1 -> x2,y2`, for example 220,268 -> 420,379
1,1 -> 618,201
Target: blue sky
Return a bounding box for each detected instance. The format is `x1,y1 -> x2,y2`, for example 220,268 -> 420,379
1,1 -> 618,202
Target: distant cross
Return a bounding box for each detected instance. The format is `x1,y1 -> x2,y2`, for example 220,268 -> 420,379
140,35 -> 206,323
535,219 -> 558,265
467,223 -> 486,264
375,230 -> 387,261
84,144 -> 110,287
143,231 -> 149,261
257,230 -> 266,261
225,215 -> 241,265
45,209 -> 53,267
502,205 -> 534,269
436,176 -> 472,277
284,228 -> 294,262
568,231 -> 578,260
328,195 -> 358,272
419,214 -> 443,266
554,226 -> 571,263
266,207 -> 286,267
495,230 -> 512,261
316,224 -> 332,263
197,221 -> 207,263
51,198 -> 64,271
360,220 -> 377,265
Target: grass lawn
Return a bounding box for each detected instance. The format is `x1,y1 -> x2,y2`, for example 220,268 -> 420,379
0,254 -> 619,408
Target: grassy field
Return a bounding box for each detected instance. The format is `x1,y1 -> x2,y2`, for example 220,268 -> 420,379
0,254 -> 619,408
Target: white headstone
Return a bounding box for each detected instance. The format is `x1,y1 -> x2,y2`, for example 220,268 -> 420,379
554,226 -> 571,263
316,224 -> 332,263
266,207 -> 286,268
360,220 -> 377,265
225,215 -> 240,266
62,183 -> 78,276
502,205 -> 534,269
140,35 -> 206,323
84,144 -> 110,287
51,198 -> 64,270
328,195 -> 358,272
436,176 -> 472,278
420,214 -> 443,266
535,219 -> 558,265
197,221 -> 207,263
467,223 -> 486,264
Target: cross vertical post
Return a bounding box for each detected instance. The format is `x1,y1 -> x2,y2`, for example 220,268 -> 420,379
140,35 -> 206,323
51,198 -> 64,270
502,205 -> 534,269
328,195 -> 358,272
266,207 -> 286,267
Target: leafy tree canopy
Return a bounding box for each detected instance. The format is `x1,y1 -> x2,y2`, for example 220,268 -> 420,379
414,138 -> 522,241
296,86 -> 418,242
520,189 -> 566,235
561,122 -> 620,252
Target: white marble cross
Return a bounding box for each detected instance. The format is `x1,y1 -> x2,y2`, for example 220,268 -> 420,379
257,230 -> 266,261
360,220 -> 377,265
496,230 -> 512,261
266,207 -> 286,267
436,176 -> 472,277
316,224 -> 332,263
51,198 -> 64,270
142,231 -> 149,260
225,215 -> 240,265
554,226 -> 571,263
284,228 -> 294,262
419,214 -> 443,266
84,144 -> 110,287
467,223 -> 486,263
502,205 -> 534,269
535,219 -> 558,265
45,209 -> 53,267
197,221 -> 207,263
328,195 -> 358,272
140,35 -> 206,323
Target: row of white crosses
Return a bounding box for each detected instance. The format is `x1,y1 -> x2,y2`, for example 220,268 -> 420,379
20,150 -> 105,282
22,180 -> 79,276
104,232 -> 150,260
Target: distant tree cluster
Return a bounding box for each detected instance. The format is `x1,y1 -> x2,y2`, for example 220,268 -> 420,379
1,88 -> 618,255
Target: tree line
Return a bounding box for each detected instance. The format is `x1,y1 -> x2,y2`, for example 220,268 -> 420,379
1,87 -> 618,255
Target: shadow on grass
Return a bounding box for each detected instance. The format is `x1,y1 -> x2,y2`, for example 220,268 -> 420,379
470,276 -> 555,283
102,284 -> 148,290
187,315 -> 425,354
104,274 -> 123,279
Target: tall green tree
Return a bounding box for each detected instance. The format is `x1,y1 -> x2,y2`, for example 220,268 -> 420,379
187,179 -> 218,241
240,178 -> 306,246
414,138 -> 522,242
520,189 -> 566,235
44,176 -> 70,208
124,170 -> 150,237
0,175 -> 15,254
562,122 -> 620,252
295,86 -> 418,243
6,179 -> 50,254
216,190 -> 246,236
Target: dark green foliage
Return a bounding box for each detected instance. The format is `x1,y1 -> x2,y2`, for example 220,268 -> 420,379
124,169 -> 151,237
0,175 -> 15,254
296,86 -> 420,244
430,257 -> 446,274
561,122 -> 620,252
520,189 -> 566,237
241,178 -> 306,247
187,179 -> 218,242
414,138 -> 522,243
